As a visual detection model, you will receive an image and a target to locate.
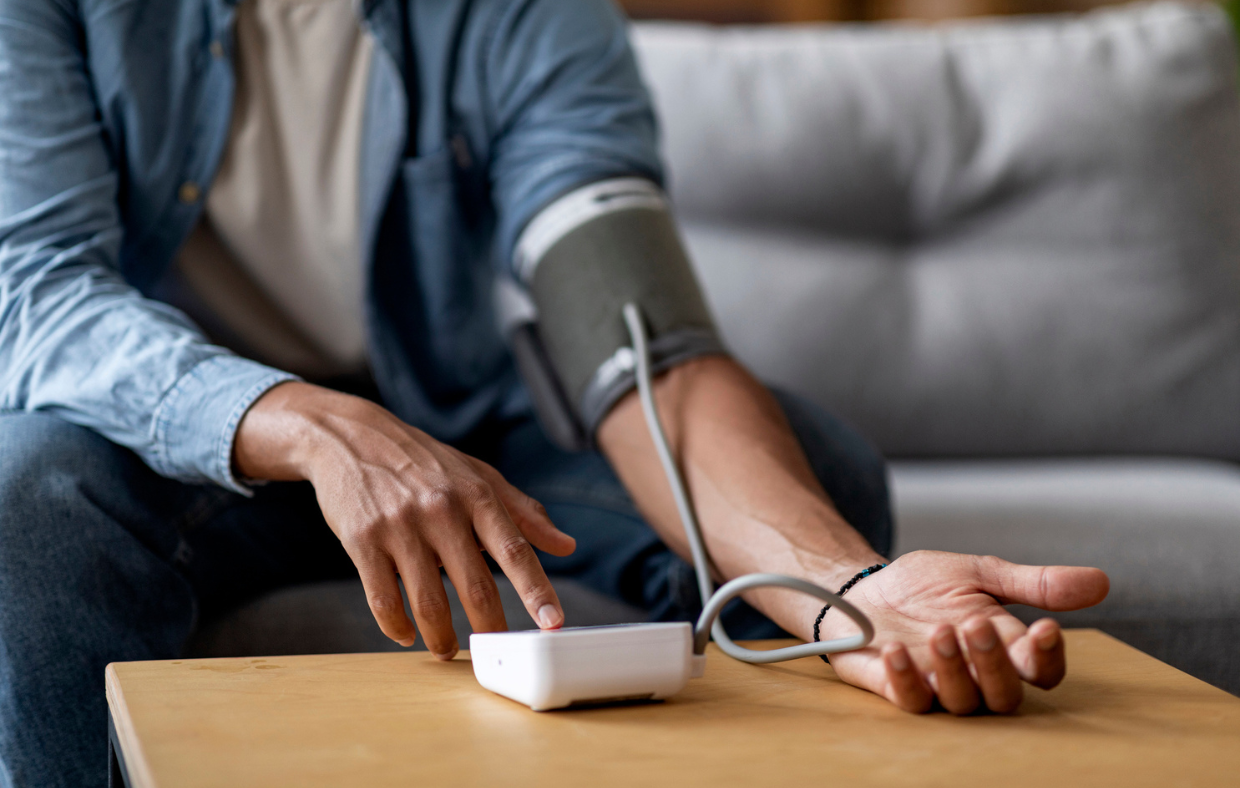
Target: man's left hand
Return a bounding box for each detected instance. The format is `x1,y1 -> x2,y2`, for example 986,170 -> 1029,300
818,550 -> 1110,714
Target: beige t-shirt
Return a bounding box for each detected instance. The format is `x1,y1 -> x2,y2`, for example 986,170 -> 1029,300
177,0 -> 374,378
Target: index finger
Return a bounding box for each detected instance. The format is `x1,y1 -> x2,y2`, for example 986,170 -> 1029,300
471,496 -> 564,630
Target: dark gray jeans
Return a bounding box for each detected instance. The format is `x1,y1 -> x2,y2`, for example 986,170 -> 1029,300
0,390 -> 891,788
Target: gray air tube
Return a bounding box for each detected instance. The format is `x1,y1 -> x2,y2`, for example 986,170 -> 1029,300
623,303 -> 875,663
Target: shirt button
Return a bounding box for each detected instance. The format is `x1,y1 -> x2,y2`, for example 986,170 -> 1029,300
209,40 -> 224,59
178,181 -> 201,204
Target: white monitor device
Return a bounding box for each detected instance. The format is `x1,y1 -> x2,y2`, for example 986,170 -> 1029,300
469,623 -> 703,711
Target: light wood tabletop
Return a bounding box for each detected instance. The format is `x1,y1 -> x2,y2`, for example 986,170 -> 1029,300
106,630 -> 1240,788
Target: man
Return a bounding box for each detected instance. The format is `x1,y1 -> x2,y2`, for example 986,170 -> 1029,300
0,0 -> 1108,784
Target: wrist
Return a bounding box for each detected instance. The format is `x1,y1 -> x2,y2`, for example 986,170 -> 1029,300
233,381 -> 355,482
767,501 -> 887,589
791,538 -> 887,595
726,517 -> 885,642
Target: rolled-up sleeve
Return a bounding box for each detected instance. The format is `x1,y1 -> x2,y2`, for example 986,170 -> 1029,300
483,0 -> 665,265
0,2 -> 295,494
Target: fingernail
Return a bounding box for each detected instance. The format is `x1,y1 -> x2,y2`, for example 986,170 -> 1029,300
968,625 -> 997,652
398,638 -> 416,648
538,604 -> 561,629
888,647 -> 910,672
432,647 -> 458,661
935,633 -> 958,659
1036,627 -> 1059,652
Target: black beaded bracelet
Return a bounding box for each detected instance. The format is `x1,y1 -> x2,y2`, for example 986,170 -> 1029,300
812,563 -> 888,664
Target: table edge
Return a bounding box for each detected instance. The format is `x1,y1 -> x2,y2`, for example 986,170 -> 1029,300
106,663 -> 158,788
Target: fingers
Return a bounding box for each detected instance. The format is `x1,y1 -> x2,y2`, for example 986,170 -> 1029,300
394,546 -> 460,660
351,549 -> 418,648
885,618 -> 1056,715
466,458 -> 576,557
882,643 -> 934,713
438,533 -> 508,636
928,625 -> 981,715
471,496 -> 565,630
1009,618 -> 1067,689
396,485 -> 507,655
963,617 -> 1024,713
971,556 -> 1110,611
989,613 -> 1029,648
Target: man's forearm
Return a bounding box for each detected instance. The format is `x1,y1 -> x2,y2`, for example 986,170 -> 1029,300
596,355 -> 884,640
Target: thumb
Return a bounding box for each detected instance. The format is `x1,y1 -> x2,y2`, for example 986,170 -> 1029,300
973,556 -> 1109,611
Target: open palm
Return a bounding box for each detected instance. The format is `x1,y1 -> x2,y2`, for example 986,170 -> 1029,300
818,551 -> 1110,714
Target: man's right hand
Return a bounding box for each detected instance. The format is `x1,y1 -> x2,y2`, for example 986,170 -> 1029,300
232,381 -> 576,659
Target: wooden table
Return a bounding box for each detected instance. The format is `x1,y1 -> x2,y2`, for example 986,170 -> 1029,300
106,630 -> 1240,787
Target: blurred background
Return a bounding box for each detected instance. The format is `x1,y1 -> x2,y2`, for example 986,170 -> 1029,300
619,0 -> 1233,23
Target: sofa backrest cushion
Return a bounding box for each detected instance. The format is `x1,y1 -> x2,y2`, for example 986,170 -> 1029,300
631,2 -> 1240,459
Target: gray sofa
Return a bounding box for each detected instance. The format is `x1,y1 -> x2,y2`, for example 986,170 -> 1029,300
190,2 -> 1240,694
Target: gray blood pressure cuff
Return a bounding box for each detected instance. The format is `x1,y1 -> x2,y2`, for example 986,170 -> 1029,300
499,178 -> 727,452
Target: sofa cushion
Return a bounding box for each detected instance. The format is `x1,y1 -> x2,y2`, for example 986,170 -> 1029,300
632,3 -> 1240,458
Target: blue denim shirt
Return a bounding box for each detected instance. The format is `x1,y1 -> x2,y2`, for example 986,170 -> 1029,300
0,0 -> 662,493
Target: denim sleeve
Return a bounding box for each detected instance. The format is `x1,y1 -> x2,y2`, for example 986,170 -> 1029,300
0,2 -> 295,494
482,0 -> 665,265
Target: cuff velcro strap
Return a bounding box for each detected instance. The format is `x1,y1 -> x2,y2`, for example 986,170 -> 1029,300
579,327 -> 725,433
